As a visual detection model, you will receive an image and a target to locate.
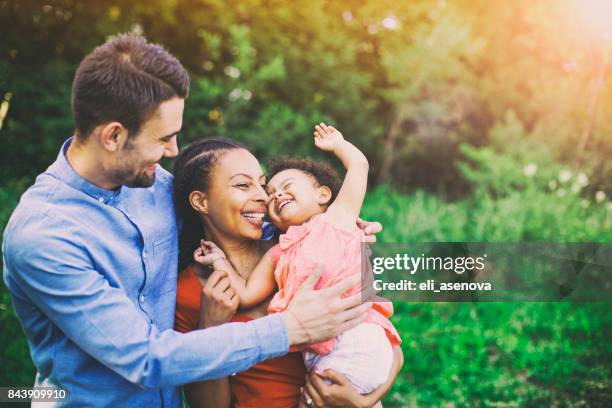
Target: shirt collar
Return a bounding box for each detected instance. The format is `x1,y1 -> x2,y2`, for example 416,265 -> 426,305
47,137 -> 122,203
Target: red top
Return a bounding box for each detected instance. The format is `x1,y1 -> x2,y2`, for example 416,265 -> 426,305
175,265 -> 305,408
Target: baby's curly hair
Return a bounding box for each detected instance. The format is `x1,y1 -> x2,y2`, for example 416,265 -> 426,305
267,157 -> 341,204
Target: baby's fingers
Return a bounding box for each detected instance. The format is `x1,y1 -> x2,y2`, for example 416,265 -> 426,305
200,240 -> 218,253
193,247 -> 207,263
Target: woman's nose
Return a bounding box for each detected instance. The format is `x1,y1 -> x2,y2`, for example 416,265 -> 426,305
253,184 -> 268,202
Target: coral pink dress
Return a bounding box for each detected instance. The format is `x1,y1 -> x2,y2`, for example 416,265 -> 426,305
267,212 -> 401,354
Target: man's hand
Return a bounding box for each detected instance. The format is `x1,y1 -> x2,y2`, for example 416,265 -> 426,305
283,265 -> 374,346
356,218 -> 382,243
198,270 -> 239,329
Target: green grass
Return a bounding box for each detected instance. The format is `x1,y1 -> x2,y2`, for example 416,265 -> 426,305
360,186 -> 611,407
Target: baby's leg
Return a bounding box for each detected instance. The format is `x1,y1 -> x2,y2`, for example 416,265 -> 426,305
306,322 -> 394,394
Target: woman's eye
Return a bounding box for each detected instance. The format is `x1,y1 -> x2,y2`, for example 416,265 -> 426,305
236,183 -> 249,188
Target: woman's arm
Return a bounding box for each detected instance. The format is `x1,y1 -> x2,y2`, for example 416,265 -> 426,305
183,270 -> 239,408
303,345 -> 404,408
313,123 -> 369,230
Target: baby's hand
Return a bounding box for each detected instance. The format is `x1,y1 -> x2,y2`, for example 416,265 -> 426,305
194,240 -> 232,272
314,123 -> 345,152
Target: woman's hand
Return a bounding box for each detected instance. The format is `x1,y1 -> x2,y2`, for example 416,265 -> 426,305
302,345 -> 403,408
302,370 -> 370,408
198,269 -> 239,328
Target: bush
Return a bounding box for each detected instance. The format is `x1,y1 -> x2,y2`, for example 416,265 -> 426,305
0,179 -> 35,387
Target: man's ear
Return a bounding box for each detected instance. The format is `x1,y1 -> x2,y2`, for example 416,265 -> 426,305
316,185 -> 332,206
189,190 -> 208,215
98,122 -> 128,152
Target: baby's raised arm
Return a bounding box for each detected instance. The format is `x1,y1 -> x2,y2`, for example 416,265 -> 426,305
195,241 -> 278,309
314,123 -> 369,229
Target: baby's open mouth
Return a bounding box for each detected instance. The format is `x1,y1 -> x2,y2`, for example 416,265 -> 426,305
277,199 -> 294,213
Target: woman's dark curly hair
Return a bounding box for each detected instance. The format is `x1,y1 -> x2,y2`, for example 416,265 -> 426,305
267,157 -> 341,205
173,137 -> 245,271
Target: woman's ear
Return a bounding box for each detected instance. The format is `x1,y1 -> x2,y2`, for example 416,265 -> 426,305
98,122 -> 127,152
189,190 -> 208,215
316,185 -> 333,206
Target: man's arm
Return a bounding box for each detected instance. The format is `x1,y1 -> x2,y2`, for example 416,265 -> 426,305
4,227 -> 288,389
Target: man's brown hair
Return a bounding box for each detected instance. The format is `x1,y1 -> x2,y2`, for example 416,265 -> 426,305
71,34 -> 189,139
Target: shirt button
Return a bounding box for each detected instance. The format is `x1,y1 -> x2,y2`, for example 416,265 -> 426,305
142,251 -> 147,260
98,197 -> 104,203
140,295 -> 145,303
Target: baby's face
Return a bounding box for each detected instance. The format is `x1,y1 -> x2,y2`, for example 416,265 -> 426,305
266,169 -> 327,231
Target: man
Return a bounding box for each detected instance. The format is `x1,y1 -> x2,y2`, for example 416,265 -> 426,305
2,34 -> 377,407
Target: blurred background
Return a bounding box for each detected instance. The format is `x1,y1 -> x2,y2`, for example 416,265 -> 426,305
1,0 -> 611,406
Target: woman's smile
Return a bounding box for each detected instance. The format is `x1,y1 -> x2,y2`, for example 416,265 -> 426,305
241,208 -> 266,227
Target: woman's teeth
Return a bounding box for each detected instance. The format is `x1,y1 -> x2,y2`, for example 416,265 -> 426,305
242,212 -> 264,222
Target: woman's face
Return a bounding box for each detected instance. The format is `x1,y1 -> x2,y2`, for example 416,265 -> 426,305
204,148 -> 268,241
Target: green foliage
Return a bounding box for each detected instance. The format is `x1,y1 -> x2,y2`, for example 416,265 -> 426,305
0,179 -> 35,387
2,1 -> 611,193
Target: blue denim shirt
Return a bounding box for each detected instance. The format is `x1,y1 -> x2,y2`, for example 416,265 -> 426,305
2,139 -> 289,407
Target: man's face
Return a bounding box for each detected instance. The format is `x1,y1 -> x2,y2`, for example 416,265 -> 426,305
110,97 -> 184,188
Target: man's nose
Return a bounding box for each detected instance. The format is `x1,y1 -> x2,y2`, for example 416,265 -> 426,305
164,136 -> 179,158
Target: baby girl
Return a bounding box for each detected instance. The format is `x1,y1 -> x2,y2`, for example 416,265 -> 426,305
195,123 -> 401,400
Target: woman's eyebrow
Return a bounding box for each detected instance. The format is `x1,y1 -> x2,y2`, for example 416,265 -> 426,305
229,173 -> 265,181
229,173 -> 252,180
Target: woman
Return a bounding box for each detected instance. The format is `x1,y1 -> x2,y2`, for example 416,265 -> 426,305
173,138 -> 403,407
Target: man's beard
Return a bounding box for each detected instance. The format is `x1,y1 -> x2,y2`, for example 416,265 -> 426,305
112,141 -> 157,188
109,164 -> 156,188
124,170 -> 156,188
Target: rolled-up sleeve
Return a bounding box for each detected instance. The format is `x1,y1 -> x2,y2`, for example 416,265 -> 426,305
4,223 -> 289,389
